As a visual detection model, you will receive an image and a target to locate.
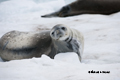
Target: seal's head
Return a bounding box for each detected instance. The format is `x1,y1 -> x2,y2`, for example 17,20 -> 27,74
50,24 -> 69,41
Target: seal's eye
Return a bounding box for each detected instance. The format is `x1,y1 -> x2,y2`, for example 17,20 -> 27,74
52,32 -> 54,35
61,27 -> 65,30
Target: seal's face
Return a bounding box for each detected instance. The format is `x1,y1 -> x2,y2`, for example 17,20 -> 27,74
50,24 -> 69,41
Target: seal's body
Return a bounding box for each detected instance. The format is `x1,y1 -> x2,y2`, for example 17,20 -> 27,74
41,0 -> 120,17
0,24 -> 84,62
0,30 -> 52,61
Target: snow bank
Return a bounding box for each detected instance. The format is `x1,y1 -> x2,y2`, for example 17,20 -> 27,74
0,55 -> 120,80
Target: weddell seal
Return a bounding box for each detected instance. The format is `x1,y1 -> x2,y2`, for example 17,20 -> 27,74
41,0 -> 120,17
0,24 -> 84,61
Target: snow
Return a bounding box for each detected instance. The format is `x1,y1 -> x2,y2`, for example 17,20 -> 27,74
0,0 -> 120,80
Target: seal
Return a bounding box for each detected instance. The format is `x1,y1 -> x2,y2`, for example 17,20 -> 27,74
0,24 -> 84,62
41,0 -> 120,17
0,30 -> 52,61
49,24 -> 84,61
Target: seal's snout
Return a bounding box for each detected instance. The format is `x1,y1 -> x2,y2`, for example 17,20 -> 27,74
56,29 -> 63,37
56,30 -> 59,35
41,5 -> 71,17
50,26 -> 67,40
41,12 -> 59,17
51,29 -> 63,40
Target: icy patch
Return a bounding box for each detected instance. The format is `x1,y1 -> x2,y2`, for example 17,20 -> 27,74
55,52 -> 80,64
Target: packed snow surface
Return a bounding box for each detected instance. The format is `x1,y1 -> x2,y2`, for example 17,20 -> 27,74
0,0 -> 120,80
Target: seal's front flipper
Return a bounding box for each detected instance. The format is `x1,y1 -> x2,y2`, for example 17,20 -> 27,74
70,39 -> 82,62
48,44 -> 57,59
77,51 -> 82,62
0,58 -> 9,62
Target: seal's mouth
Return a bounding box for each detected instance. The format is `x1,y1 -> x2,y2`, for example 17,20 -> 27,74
56,36 -> 61,41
